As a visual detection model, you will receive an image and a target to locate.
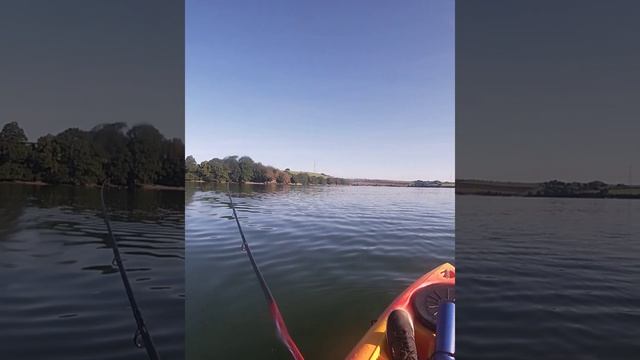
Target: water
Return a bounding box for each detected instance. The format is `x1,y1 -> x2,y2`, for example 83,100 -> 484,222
457,195 -> 640,359
186,183 -> 454,360
0,183 -> 184,360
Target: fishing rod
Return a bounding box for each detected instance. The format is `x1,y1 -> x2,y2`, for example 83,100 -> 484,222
227,185 -> 305,360
100,182 -> 160,360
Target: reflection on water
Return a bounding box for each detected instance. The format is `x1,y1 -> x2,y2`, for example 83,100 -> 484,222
0,183 -> 184,360
186,183 -> 454,360
457,196 -> 640,359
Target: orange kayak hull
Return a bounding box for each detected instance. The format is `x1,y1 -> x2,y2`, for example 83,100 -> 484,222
346,263 -> 455,360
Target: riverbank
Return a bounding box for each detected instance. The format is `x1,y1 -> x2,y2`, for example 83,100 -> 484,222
140,184 -> 185,191
1,180 -> 184,191
187,179 -> 454,188
457,179 -> 640,199
185,155 -> 452,188
349,179 -> 455,187
4,180 -> 50,186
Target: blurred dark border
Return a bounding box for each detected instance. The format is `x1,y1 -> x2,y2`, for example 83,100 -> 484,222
0,1 -> 184,359
456,1 -> 639,358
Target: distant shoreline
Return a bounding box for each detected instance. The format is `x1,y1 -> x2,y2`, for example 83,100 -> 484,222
187,179 -> 455,188
186,155 -> 453,188
457,179 -> 640,199
349,179 -> 455,188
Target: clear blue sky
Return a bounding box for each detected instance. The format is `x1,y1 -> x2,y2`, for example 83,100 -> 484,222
186,0 -> 454,181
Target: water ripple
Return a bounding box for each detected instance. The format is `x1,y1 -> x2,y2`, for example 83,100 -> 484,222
0,184 -> 184,360
457,196 -> 640,359
186,183 -> 454,360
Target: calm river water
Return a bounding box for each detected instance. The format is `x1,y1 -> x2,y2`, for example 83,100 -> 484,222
5,183 -> 632,358
457,195 -> 640,359
0,184 -> 184,360
186,183 -> 454,360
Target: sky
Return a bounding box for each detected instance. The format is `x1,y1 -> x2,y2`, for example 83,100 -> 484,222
456,0 -> 640,184
186,0 -> 454,181
0,0 -> 184,141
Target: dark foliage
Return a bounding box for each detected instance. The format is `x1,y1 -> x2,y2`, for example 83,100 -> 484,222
186,155 -> 349,185
0,122 -> 32,180
0,121 -> 184,187
536,180 -> 611,197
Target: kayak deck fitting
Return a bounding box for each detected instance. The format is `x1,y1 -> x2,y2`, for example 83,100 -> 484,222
346,263 -> 455,360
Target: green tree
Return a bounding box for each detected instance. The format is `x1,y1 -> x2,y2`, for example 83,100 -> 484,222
0,122 -> 27,142
0,121 -> 183,187
209,158 -> 228,182
197,160 -> 212,181
91,122 -> 131,185
184,154 -> 350,186
127,124 -> 164,185
34,128 -> 103,185
34,134 -> 63,183
238,156 -> 255,183
252,162 -> 267,182
255,164 -> 276,183
275,170 -> 291,184
0,122 -> 32,180
223,156 -> 241,183
264,166 -> 276,182
159,138 -> 185,186
186,155 -> 198,180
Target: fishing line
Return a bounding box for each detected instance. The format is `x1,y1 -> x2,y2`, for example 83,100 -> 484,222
227,184 -> 305,360
100,182 -> 160,360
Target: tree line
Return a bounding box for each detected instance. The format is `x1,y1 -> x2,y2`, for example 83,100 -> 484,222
534,180 -> 634,197
0,121 -> 184,187
186,155 -> 349,185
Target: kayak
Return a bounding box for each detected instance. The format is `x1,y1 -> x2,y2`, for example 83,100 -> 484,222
346,263 -> 455,360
